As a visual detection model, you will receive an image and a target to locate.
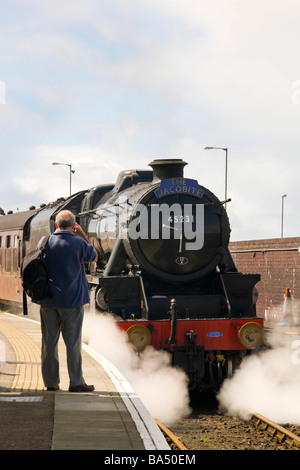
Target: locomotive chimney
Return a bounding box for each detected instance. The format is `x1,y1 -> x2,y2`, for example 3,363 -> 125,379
149,159 -> 187,181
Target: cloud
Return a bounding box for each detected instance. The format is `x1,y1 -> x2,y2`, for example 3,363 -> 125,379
0,0 -> 299,240
6,113 -> 147,209
11,0 -> 97,23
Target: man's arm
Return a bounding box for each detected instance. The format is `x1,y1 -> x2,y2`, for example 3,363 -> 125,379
73,223 -> 98,262
72,222 -> 89,242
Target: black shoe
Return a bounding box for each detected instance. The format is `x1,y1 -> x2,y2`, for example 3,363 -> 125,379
47,386 -> 59,391
68,384 -> 95,393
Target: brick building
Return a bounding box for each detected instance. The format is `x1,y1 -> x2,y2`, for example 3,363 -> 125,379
229,237 -> 300,324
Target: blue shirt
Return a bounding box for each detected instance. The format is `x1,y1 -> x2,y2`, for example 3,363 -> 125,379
38,231 -> 96,308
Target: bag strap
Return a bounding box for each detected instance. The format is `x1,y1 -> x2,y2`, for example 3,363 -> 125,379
23,289 -> 28,316
39,235 -> 50,250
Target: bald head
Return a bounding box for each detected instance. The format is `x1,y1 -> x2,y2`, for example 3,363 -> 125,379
55,210 -> 76,229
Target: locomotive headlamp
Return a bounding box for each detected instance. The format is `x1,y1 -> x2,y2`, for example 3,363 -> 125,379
238,322 -> 264,349
126,325 -> 151,352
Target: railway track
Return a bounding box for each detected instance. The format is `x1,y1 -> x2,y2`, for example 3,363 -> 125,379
155,419 -> 187,450
251,413 -> 300,450
168,410 -> 300,450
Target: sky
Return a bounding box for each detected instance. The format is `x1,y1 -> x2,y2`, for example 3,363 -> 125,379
0,0 -> 299,241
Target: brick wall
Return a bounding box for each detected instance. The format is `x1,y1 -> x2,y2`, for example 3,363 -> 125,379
229,237 -> 300,324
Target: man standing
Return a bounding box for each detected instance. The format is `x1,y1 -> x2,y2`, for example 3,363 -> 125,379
38,210 -> 97,392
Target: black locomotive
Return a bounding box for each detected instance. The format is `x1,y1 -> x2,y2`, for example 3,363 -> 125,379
0,159 -> 263,389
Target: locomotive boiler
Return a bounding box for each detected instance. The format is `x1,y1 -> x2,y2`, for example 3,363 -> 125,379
0,158 -> 263,390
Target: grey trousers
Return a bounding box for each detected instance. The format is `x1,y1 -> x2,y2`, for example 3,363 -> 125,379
40,305 -> 85,388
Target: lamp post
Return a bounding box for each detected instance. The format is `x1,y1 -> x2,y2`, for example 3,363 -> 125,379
52,162 -> 75,197
204,146 -> 228,210
281,194 -> 287,238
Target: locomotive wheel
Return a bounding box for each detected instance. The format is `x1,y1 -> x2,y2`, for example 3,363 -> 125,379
208,356 -> 225,389
227,357 -> 233,378
95,287 -> 108,311
208,352 -> 244,388
226,352 -> 245,378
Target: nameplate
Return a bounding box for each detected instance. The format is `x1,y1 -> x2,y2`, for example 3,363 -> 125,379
154,178 -> 204,199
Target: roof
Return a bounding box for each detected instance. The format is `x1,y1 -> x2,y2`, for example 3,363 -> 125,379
0,209 -> 38,231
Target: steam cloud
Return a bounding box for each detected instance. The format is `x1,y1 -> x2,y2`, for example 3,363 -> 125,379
82,312 -> 191,425
218,326 -> 300,425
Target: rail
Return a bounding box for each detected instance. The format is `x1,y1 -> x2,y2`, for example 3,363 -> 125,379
251,413 -> 300,449
154,419 -> 187,450
155,412 -> 300,450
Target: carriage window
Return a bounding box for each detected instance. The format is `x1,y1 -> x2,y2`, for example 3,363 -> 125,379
5,247 -> 11,272
13,236 -> 19,273
5,235 -> 12,272
13,249 -> 18,272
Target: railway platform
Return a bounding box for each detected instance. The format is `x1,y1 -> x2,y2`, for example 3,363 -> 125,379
0,312 -> 169,450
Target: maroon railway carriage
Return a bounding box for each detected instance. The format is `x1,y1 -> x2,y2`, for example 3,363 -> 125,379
0,209 -> 38,312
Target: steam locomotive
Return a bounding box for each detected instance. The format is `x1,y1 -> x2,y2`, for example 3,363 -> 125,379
0,159 -> 263,389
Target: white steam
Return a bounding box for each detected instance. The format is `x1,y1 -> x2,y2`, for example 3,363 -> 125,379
82,312 -> 191,425
218,327 -> 300,424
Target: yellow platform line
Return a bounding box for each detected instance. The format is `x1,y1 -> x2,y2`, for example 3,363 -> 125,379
0,319 -> 45,392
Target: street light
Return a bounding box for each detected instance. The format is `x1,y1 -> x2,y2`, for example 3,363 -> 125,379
281,194 -> 287,238
204,146 -> 228,210
52,162 -> 75,197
